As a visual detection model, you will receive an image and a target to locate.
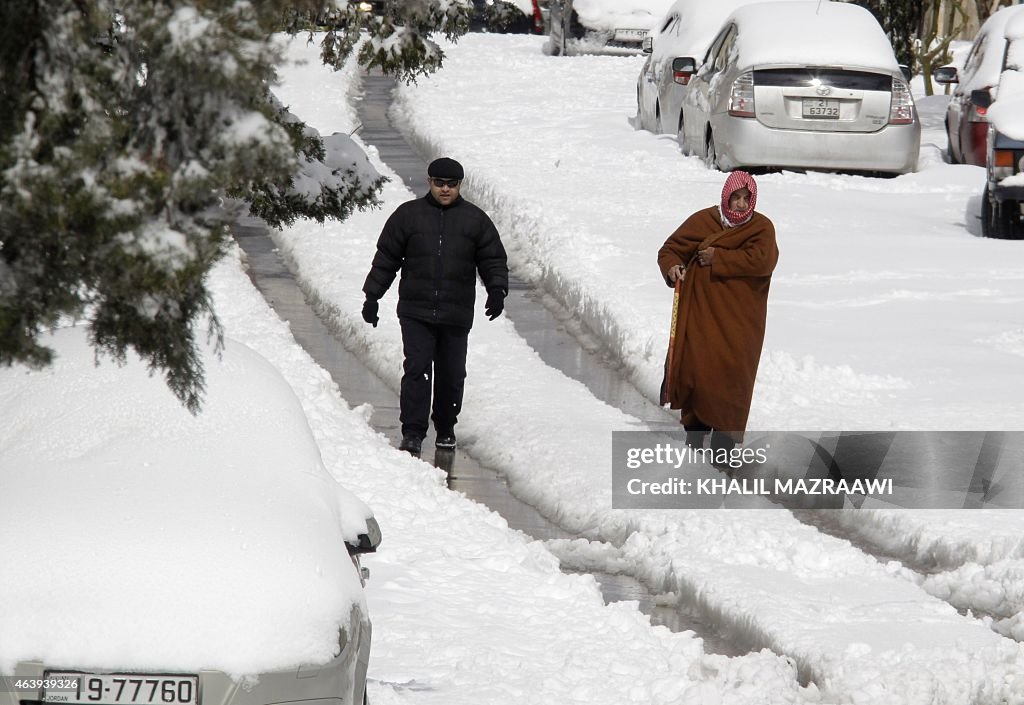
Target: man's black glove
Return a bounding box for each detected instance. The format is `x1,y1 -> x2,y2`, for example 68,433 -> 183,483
485,288 -> 506,321
361,297 -> 379,327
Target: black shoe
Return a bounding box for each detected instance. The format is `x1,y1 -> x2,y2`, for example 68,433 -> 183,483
399,435 -> 423,455
435,432 -> 457,451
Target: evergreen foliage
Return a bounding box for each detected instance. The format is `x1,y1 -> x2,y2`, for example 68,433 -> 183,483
0,0 -> 469,412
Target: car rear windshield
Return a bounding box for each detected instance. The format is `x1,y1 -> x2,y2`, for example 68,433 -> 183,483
753,68 -> 892,91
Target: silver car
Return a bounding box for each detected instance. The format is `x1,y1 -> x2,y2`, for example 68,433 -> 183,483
0,328 -> 381,705
636,0 -> 791,135
677,1 -> 920,175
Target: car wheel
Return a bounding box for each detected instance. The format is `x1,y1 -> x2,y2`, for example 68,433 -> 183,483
944,119 -> 955,164
981,184 -> 995,238
677,113 -> 688,155
704,131 -> 718,171
655,101 -> 662,133
981,184 -> 1019,239
1000,199 -> 1024,240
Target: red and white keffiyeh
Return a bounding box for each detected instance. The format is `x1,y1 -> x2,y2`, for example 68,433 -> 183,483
719,170 -> 758,226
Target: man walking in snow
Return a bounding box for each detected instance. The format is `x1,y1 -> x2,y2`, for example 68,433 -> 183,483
361,157 -> 509,456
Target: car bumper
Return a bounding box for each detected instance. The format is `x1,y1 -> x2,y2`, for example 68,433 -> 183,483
1,609 -> 371,705
990,183 -> 1024,202
716,116 -> 921,174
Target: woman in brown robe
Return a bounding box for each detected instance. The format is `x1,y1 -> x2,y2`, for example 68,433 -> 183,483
657,171 -> 778,448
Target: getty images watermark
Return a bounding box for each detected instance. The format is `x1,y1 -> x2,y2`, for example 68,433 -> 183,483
612,431 -> 1024,509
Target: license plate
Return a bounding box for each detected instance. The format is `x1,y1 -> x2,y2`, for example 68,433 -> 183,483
613,28 -> 648,41
42,673 -> 199,705
802,98 -> 840,118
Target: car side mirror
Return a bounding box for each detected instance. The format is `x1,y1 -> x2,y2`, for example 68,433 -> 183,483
899,65 -> 912,82
932,65 -> 959,85
671,56 -> 697,85
347,516 -> 382,555
970,88 -> 992,109
672,56 -> 697,73
642,35 -> 653,54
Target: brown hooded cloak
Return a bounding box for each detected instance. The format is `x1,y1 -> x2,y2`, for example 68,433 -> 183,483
658,206 -> 778,437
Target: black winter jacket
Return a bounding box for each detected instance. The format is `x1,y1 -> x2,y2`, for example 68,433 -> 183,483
362,193 -> 509,329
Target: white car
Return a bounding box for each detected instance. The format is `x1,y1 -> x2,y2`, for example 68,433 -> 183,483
636,0 -> 791,135
0,327 -> 380,705
677,1 -> 920,175
545,0 -> 673,56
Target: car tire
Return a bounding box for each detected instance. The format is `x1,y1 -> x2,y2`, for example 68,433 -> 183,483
981,184 -> 995,238
704,131 -> 718,171
677,113 -> 688,156
981,184 -> 1020,239
1000,199 -> 1024,240
944,120 -> 955,164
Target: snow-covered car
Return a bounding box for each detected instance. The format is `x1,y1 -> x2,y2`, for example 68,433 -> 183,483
977,12 -> 1024,239
636,0 -> 790,135
471,0 -> 546,34
0,327 -> 380,705
545,0 -> 673,56
933,4 -> 1024,166
676,1 -> 919,175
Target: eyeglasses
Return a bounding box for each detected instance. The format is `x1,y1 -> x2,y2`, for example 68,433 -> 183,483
430,177 -> 461,189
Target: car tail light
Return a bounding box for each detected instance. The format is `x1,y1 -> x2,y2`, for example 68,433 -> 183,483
992,148 -> 1019,180
531,0 -> 543,34
729,72 -> 755,118
994,150 -> 1015,168
888,77 -> 915,125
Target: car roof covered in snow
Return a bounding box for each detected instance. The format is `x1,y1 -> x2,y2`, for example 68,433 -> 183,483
647,0 -> 794,64
988,11 -> 1024,139
958,4 -> 1024,93
727,1 -> 899,72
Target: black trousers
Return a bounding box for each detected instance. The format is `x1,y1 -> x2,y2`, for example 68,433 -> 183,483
399,317 -> 469,440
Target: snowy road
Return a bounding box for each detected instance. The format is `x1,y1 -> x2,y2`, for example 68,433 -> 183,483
268,34 -> 1024,705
